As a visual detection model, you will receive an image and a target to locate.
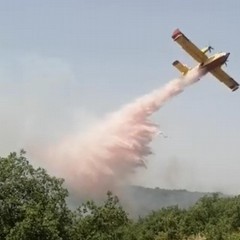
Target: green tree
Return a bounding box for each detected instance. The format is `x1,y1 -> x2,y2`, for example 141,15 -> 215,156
72,191 -> 130,240
0,150 -> 73,240
135,206 -> 185,240
2,150 -> 240,240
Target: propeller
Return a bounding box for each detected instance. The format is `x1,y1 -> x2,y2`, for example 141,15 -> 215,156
225,59 -> 228,67
208,46 -> 214,53
202,44 -> 214,54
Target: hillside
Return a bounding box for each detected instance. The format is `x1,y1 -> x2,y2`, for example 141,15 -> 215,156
120,185 -> 222,217
68,185 -> 225,217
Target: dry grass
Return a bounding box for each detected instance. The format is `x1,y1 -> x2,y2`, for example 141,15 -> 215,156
186,234 -> 206,240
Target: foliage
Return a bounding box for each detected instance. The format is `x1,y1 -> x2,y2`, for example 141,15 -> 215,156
71,191 -> 130,240
0,150 -> 73,240
1,150 -> 240,239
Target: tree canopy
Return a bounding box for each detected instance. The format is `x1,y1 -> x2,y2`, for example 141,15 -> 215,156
0,150 -> 73,240
1,151 -> 240,240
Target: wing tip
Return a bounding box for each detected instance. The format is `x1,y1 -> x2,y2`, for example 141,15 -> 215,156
231,85 -> 239,92
172,28 -> 183,40
172,60 -> 180,66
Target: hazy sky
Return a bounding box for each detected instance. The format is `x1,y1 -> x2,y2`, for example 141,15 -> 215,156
0,0 -> 240,194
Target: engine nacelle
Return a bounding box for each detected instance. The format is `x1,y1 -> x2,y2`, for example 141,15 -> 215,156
201,46 -> 214,54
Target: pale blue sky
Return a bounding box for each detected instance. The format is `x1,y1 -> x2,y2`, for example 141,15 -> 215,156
0,0 -> 240,194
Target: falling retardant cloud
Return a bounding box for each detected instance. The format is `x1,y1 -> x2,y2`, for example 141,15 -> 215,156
36,66 -> 206,198
0,53 -> 210,199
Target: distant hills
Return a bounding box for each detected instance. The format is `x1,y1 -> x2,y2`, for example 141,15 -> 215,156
120,185 -> 223,217
68,185 -> 225,218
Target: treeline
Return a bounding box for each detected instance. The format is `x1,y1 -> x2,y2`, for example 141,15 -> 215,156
1,151 -> 240,240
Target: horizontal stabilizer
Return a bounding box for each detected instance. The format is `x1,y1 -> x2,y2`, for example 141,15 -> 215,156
172,60 -> 190,75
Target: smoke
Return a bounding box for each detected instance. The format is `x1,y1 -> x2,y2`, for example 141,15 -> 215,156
40,67 -> 205,198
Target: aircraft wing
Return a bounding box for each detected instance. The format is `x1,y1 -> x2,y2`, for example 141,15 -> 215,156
210,67 -> 239,91
172,29 -> 208,63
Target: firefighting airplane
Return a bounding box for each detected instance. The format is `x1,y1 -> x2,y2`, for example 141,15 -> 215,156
172,29 -> 239,91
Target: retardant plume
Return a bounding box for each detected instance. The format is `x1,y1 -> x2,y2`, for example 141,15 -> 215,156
43,67 -> 206,198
